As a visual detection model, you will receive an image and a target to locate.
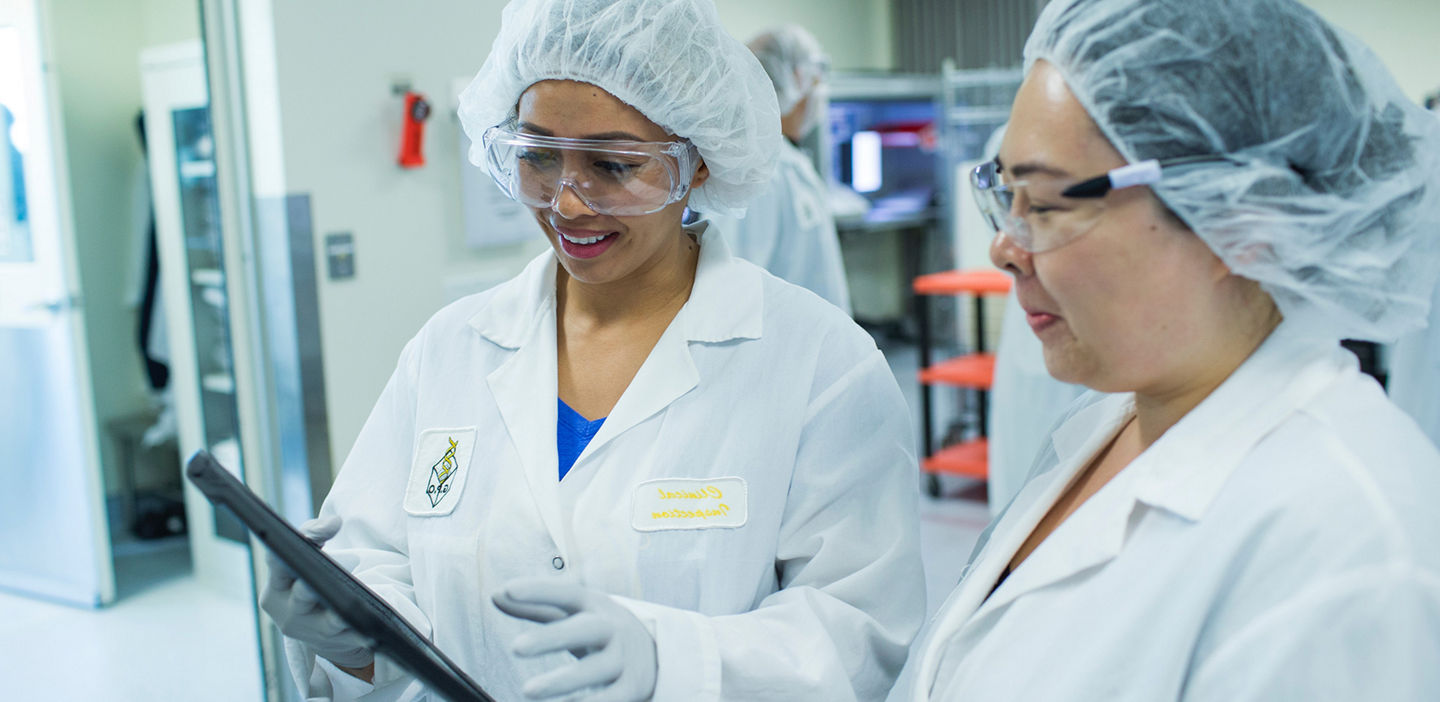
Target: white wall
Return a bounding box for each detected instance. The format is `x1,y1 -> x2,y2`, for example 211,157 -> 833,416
141,0 -> 200,48
256,0 -> 895,474
1300,0 -> 1440,103
46,0 -> 151,494
265,0 -> 519,474
717,0 -> 893,70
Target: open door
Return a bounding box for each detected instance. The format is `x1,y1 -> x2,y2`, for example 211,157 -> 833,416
0,0 -> 115,608
142,38 -> 261,598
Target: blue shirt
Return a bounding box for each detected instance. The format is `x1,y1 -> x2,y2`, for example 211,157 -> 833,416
557,398 -> 606,480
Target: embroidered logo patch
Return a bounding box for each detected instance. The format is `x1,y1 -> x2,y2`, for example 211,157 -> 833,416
405,427 -> 476,517
426,438 -> 460,507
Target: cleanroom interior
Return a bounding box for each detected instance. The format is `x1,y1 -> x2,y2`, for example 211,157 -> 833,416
1,0 -> 1436,699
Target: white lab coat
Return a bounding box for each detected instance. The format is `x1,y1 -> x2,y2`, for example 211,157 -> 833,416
287,226 -> 925,701
707,140 -> 851,314
889,320 -> 1440,701
1388,277 -> 1440,449
985,289 -> 1085,514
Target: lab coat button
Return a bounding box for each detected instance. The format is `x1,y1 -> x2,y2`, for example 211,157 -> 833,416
552,556 -> 565,570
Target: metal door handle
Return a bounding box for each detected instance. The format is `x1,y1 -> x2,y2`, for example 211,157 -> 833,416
27,295 -> 81,314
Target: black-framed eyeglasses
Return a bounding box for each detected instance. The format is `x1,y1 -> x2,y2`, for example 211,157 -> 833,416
970,155 -> 1229,253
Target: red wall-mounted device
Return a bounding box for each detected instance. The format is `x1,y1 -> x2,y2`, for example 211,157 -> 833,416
398,91 -> 431,168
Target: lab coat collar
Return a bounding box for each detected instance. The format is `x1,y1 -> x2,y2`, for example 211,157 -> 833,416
1034,321 -> 1348,527
678,222 -> 764,344
467,222 -> 762,349
485,287 -> 570,559
575,223 -> 763,465
954,394 -> 1136,624
468,225 -> 763,557
468,252 -> 557,350
1126,320 -> 1349,522
776,138 -> 809,168
913,393 -> 1133,696
1049,393 -> 1133,471
915,323 -> 1350,694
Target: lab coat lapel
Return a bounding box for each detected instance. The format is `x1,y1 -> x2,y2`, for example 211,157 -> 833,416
1131,322 -> 1347,520
575,225 -> 759,464
487,321 -> 571,556
912,329 -> 1348,699
913,395 -> 1133,699
969,396 -> 1137,618
964,396 -> 1132,614
475,252 -> 573,557
927,454 -> 1083,641
973,471 -> 1138,618
969,327 -> 1340,612
580,320 -> 698,461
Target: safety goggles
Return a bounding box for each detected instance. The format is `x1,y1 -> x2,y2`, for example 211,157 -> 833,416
481,123 -> 701,216
970,156 -> 1223,253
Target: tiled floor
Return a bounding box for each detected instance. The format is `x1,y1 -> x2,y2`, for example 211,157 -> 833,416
0,537 -> 265,701
917,490 -> 992,617
0,339 -> 992,700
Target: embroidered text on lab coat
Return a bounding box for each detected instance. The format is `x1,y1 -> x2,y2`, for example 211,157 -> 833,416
631,477 -> 748,531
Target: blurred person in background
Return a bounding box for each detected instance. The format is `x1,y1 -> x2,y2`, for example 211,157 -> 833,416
706,24 -> 851,314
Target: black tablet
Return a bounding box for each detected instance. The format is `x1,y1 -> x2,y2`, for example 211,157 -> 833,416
185,450 -> 496,702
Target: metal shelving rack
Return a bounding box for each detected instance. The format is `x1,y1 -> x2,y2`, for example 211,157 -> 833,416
915,63 -> 1023,498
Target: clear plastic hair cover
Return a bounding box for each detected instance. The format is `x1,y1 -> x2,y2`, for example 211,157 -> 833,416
748,24 -> 829,116
1026,0 -> 1440,342
458,0 -> 782,218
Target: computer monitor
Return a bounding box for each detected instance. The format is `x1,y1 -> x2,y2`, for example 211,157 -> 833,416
828,98 -> 938,219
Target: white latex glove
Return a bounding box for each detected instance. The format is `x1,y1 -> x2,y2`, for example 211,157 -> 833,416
494,577 -> 658,702
259,514 -> 374,669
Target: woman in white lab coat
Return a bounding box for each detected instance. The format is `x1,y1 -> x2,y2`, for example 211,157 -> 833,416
258,1 -> 925,700
706,25 -> 852,314
889,0 -> 1440,700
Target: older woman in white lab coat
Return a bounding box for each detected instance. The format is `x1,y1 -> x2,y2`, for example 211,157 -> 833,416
258,1 -> 925,700
890,0 -> 1440,700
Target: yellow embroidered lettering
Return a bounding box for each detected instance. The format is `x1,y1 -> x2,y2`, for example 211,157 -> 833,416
649,507 -> 737,520
634,478 -> 744,531
658,487 -> 726,501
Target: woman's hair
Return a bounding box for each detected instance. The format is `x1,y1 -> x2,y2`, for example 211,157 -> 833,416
1026,0 -> 1440,342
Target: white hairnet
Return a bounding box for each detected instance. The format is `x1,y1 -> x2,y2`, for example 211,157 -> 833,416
748,25 -> 829,116
1026,0 -> 1440,342
458,0 -> 782,218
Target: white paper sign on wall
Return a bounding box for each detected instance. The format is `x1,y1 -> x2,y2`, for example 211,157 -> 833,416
458,126 -> 534,250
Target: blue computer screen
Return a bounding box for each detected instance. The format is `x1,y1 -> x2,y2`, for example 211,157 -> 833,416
828,99 -> 939,217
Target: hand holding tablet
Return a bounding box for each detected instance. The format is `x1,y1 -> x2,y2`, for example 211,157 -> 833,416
185,450 -> 496,702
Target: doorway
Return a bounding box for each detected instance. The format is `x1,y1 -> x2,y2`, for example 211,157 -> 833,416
0,0 -> 265,698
